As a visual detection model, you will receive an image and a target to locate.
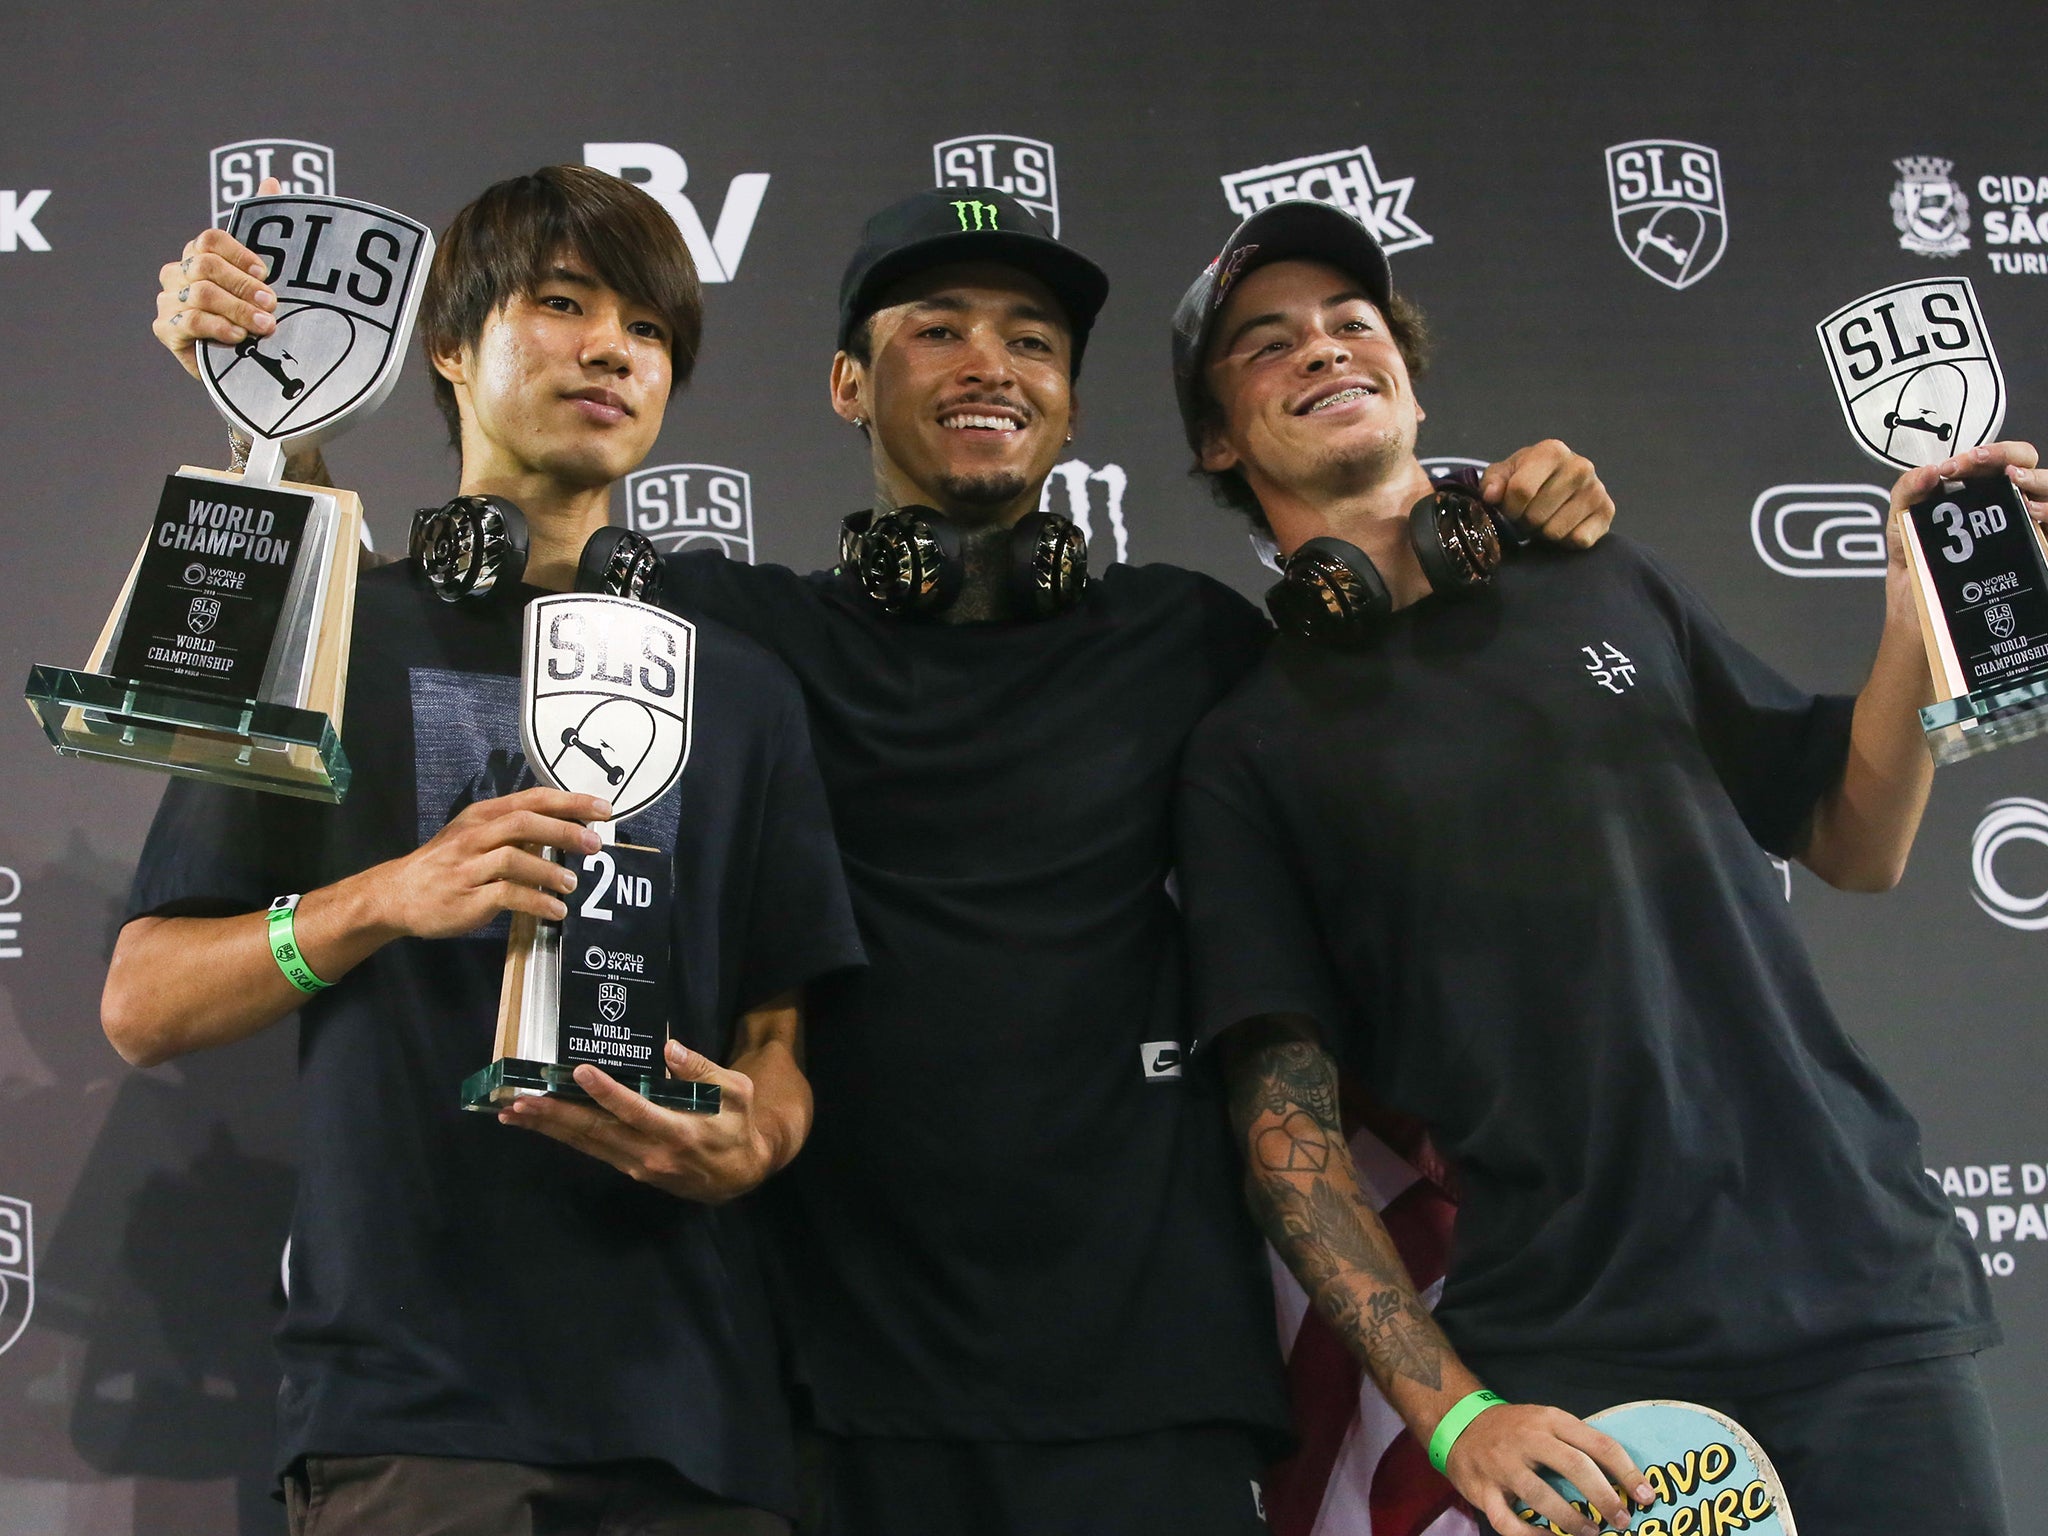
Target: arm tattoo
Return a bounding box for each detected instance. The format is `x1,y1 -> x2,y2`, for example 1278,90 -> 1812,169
1225,1025 -> 1449,1395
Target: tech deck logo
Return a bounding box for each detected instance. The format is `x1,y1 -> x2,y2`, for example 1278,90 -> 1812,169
1605,140 -> 1728,290
1220,144 -> 1432,255
935,136 -> 1059,235
210,140 -> 335,227
624,463 -> 754,562
1971,797 -> 2048,931
1890,155 -> 1971,258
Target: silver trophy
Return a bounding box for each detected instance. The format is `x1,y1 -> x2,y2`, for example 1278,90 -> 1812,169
25,194 -> 433,800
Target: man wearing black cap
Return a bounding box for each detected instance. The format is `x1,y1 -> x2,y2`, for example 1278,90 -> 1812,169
151,181 -> 1617,1534
1170,198 -> 2026,1535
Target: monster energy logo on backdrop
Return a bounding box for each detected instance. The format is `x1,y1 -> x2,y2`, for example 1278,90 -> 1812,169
952,199 -> 999,231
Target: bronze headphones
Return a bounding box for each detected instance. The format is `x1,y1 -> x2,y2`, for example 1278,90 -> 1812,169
838,505 -> 1089,619
1266,465 -> 1520,645
410,495 -> 663,606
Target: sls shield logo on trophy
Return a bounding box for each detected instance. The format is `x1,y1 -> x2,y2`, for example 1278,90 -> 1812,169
523,595 -> 694,820
1817,277 -> 2004,471
1605,141 -> 1728,290
0,1195 -> 32,1358
201,197 -> 431,446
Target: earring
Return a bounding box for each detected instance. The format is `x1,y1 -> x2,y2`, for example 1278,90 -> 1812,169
1064,433 -> 1073,443
852,415 -> 867,429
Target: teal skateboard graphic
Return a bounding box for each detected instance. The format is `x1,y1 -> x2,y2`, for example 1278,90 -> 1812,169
1530,1400 -> 1794,1535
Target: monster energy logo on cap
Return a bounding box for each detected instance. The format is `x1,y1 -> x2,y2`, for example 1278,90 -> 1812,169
952,198 -> 1000,231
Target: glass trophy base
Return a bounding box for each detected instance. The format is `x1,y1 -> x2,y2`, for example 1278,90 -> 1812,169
1921,675 -> 2048,766
23,664 -> 350,802
460,1057 -> 723,1114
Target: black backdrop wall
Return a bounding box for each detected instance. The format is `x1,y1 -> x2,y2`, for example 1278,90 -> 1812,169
2,4 -> 2044,1530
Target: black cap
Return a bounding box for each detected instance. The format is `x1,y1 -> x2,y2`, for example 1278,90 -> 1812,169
1171,200 -> 1395,451
838,188 -> 1110,376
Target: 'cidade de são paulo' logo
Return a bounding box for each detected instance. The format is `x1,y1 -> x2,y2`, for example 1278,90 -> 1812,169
1749,484 -> 1890,578
521,594 -> 695,822
1890,155 -> 1971,258
1220,143 -> 1431,255
1605,140 -> 1728,290
1971,797 -> 2048,931
199,195 -> 433,450
210,139 -> 335,226
624,463 -> 754,563
1816,277 -> 2005,472
935,135 -> 1059,236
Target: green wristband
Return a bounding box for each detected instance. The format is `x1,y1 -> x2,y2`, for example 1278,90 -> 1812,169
1429,1389 -> 1507,1474
266,895 -> 331,994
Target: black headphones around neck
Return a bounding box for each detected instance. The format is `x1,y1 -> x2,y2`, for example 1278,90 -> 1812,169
1266,465 -> 1523,646
838,505 -> 1089,619
409,495 -> 663,606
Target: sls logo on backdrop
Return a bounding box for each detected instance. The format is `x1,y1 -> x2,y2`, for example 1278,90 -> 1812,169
1040,460 -> 1129,563
0,867 -> 20,959
1220,145 -> 1431,255
0,190 -> 51,252
584,144 -> 768,284
1605,141 -> 1727,290
1750,484 -> 1890,578
624,464 -> 754,563
210,140 -> 335,227
0,1195 -> 31,1357
1970,797 -> 2048,931
1890,156 -> 1970,258
1816,278 -> 2005,472
935,136 -> 1059,235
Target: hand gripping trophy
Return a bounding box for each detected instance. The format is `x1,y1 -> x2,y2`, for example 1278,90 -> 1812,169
25,193 -> 433,800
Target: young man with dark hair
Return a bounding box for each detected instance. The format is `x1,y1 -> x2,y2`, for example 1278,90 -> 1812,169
128,166 -> 863,1534
159,181 -> 1614,1534
1169,199 -> 2029,1536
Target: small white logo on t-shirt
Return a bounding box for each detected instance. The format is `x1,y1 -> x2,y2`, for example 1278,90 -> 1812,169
1140,1042 -> 1184,1080
1582,641 -> 1638,694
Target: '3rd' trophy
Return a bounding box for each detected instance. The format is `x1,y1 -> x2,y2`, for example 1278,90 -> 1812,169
1818,276 -> 2048,764
25,194 -> 432,800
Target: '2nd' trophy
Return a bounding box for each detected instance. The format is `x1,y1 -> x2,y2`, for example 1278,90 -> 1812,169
24,195 -> 433,800
1818,276 -> 2048,764
462,593 -> 719,1115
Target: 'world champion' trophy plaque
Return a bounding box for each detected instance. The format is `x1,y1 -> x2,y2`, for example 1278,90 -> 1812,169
25,194 -> 433,800
462,593 -> 719,1115
1818,276 -> 2048,765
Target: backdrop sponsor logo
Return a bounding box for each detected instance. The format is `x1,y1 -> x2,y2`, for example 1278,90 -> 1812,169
0,190 -> 50,252
1749,483 -> 1889,577
1977,172 -> 2048,276
583,143 -> 769,284
1605,140 -> 1728,290
0,867 -> 19,959
1971,797 -> 2048,931
1816,277 -> 2005,471
0,1195 -> 31,1357
623,463 -> 754,562
1890,155 -> 1971,258
1039,459 -> 1128,563
1929,1161 -> 2048,1276
934,135 -> 1059,235
1220,144 -> 1432,255
210,139 -> 335,226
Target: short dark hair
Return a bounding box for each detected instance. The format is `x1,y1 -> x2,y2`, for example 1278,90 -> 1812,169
1188,291 -> 1432,531
420,165 -> 704,446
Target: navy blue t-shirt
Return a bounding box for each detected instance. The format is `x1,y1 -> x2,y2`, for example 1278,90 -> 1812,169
125,559 -> 865,1512
1175,535 -> 1996,1400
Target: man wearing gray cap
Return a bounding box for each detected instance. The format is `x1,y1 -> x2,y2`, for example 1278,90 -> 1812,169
1170,198 -> 2025,1535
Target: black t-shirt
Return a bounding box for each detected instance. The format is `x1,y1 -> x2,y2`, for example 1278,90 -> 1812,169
1175,535 -> 1997,1400
125,560 -> 865,1512
661,550 -> 1290,1442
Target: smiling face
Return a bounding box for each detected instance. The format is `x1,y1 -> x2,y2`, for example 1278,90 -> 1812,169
1199,257 -> 1423,509
833,261 -> 1074,526
435,252 -> 672,493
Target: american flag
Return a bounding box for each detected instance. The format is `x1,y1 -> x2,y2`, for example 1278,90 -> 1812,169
1262,1089 -> 1481,1536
